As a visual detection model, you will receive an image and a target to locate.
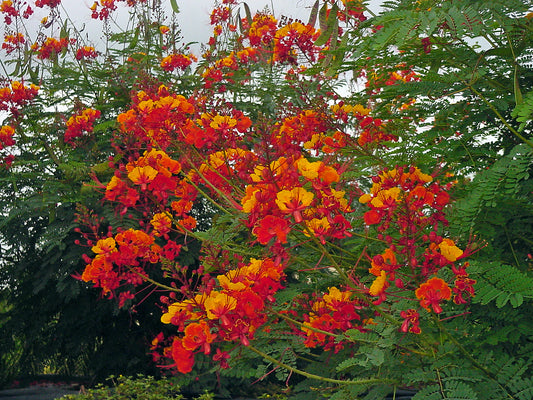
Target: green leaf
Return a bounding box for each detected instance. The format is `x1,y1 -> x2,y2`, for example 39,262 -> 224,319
315,4 -> 339,47
60,20 -> 69,40
318,2 -> 328,32
308,0 -> 320,27
170,0 -> 179,13
128,27 -> 140,49
243,2 -> 252,27
325,31 -> 349,76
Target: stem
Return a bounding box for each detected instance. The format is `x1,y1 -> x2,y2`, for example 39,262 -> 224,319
247,344 -> 397,386
125,265 -> 180,292
182,153 -> 240,213
435,317 -> 517,399
270,309 -> 342,340
503,225 -> 520,268
466,84 -> 533,149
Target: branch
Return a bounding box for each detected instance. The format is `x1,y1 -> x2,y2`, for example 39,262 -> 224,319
247,344 -> 397,386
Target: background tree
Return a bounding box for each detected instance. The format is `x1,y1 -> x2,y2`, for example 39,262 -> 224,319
0,0 -> 200,387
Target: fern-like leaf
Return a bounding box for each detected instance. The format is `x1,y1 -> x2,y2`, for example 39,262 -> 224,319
469,261 -> 533,308
451,143 -> 533,237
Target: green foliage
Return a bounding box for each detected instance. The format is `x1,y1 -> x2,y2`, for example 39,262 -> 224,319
412,381 -> 478,400
60,375 -> 214,400
0,0 -> 201,388
452,144 -> 533,236
512,89 -> 533,131
1,0 -> 533,398
469,261 -> 533,308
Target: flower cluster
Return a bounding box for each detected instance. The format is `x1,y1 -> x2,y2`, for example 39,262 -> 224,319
71,2 -> 482,380
0,80 -> 39,117
115,84 -> 195,150
81,228 -> 158,299
35,0 -> 61,8
0,124 -> 15,150
241,155 -> 351,249
32,36 -> 71,59
64,107 -> 101,144
2,31 -> 24,53
300,287 -> 366,350
159,257 -> 285,373
359,166 -> 476,331
75,46 -> 98,60
273,21 -> 321,64
160,53 -> 197,72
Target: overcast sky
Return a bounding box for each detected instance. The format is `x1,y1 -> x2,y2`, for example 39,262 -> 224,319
176,0 -> 317,44
60,0 -> 382,51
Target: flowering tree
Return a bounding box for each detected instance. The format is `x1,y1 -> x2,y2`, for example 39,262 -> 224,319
1,0 -> 533,398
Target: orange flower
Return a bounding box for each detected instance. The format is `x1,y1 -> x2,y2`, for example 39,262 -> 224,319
150,212 -> 172,236
0,125 -> 15,149
81,255 -> 112,283
171,338 -> 195,374
91,237 -> 117,255
415,277 -> 451,313
127,165 -> 158,188
182,320 -> 214,354
363,209 -> 381,225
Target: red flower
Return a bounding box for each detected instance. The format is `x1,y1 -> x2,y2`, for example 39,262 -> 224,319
252,215 -> 290,244
171,338 -> 195,374
400,309 -> 421,334
213,348 -> 230,369
363,209 -> 381,225
64,108 -> 101,143
35,0 -> 61,8
75,46 -> 98,60
415,277 -> 452,314
33,37 -> 71,59
2,32 -> 25,54
160,53 -> 196,71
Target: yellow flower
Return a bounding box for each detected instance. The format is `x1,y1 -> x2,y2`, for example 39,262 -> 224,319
150,212 -> 172,236
369,271 -> 388,296
359,193 -> 371,203
296,157 -> 321,180
161,299 -> 197,324
91,237 -> 116,255
127,165 -> 158,185
241,185 -> 259,213
439,239 -> 463,262
217,274 -> 247,291
210,115 -> 237,130
323,287 -> 350,307
370,187 -> 401,208
305,217 -> 330,237
203,291 -> 237,320
275,187 -> 314,212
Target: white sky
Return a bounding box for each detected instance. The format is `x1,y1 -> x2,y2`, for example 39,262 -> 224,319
176,0 -> 318,45
57,0 -> 382,51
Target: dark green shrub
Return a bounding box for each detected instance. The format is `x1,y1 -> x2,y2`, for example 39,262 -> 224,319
60,375 -> 214,400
